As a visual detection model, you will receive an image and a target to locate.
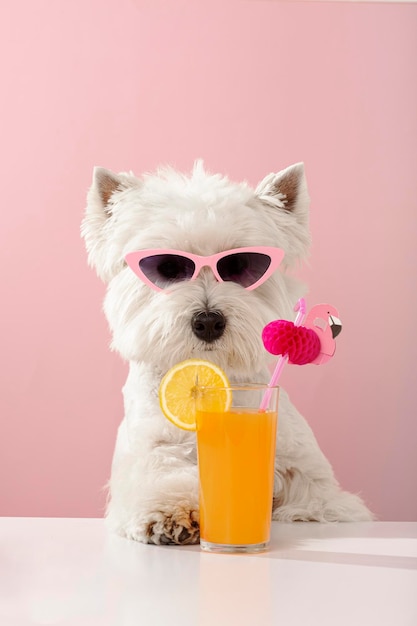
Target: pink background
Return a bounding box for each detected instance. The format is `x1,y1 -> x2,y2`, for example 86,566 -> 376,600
1,0 -> 416,521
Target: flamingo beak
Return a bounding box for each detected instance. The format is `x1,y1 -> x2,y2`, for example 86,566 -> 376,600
329,315 -> 342,339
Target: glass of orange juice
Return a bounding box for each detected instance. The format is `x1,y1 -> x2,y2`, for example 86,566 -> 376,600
196,383 -> 279,553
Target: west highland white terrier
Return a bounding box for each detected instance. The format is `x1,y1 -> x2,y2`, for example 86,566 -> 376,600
82,161 -> 372,545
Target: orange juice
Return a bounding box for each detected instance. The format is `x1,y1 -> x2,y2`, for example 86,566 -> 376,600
196,406 -> 278,548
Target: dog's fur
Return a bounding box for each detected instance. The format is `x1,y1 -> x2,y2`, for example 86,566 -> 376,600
82,161 -> 372,544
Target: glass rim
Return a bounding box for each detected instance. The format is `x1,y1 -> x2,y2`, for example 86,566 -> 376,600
195,383 -> 279,392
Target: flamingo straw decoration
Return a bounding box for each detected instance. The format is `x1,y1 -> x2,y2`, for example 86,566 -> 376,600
259,298 -> 342,411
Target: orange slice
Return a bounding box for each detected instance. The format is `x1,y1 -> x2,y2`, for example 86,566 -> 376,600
159,359 -> 231,430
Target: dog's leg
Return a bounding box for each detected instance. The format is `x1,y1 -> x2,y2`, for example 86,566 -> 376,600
104,362 -> 201,545
272,390 -> 373,522
272,467 -> 373,522
105,417 -> 200,545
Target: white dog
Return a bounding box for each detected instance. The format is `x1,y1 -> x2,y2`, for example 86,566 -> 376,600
82,161 -> 372,544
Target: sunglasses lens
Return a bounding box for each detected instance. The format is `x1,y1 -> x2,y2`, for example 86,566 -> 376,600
139,254 -> 195,288
217,252 -> 272,288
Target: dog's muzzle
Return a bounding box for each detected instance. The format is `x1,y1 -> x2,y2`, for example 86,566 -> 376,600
191,310 -> 226,343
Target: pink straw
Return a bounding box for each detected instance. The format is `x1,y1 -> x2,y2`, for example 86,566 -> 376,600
259,298 -> 307,412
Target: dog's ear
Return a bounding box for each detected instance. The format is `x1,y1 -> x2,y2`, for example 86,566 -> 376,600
256,163 -> 310,265
91,167 -> 124,211
82,167 -> 139,282
256,162 -> 308,214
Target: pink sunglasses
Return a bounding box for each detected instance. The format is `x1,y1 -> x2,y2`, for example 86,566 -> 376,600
124,247 -> 285,292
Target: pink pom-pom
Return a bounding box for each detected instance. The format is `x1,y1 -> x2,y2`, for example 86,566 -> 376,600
262,320 -> 321,365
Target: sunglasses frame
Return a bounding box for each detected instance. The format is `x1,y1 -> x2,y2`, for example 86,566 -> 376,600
124,246 -> 285,292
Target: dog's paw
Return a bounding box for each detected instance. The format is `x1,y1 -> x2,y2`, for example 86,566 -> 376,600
111,509 -> 200,545
107,509 -> 199,545
144,508 -> 200,545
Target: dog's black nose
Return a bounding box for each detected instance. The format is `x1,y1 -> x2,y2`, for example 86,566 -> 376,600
191,310 -> 226,343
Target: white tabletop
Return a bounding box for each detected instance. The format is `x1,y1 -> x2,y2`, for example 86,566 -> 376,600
1,518 -> 416,626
